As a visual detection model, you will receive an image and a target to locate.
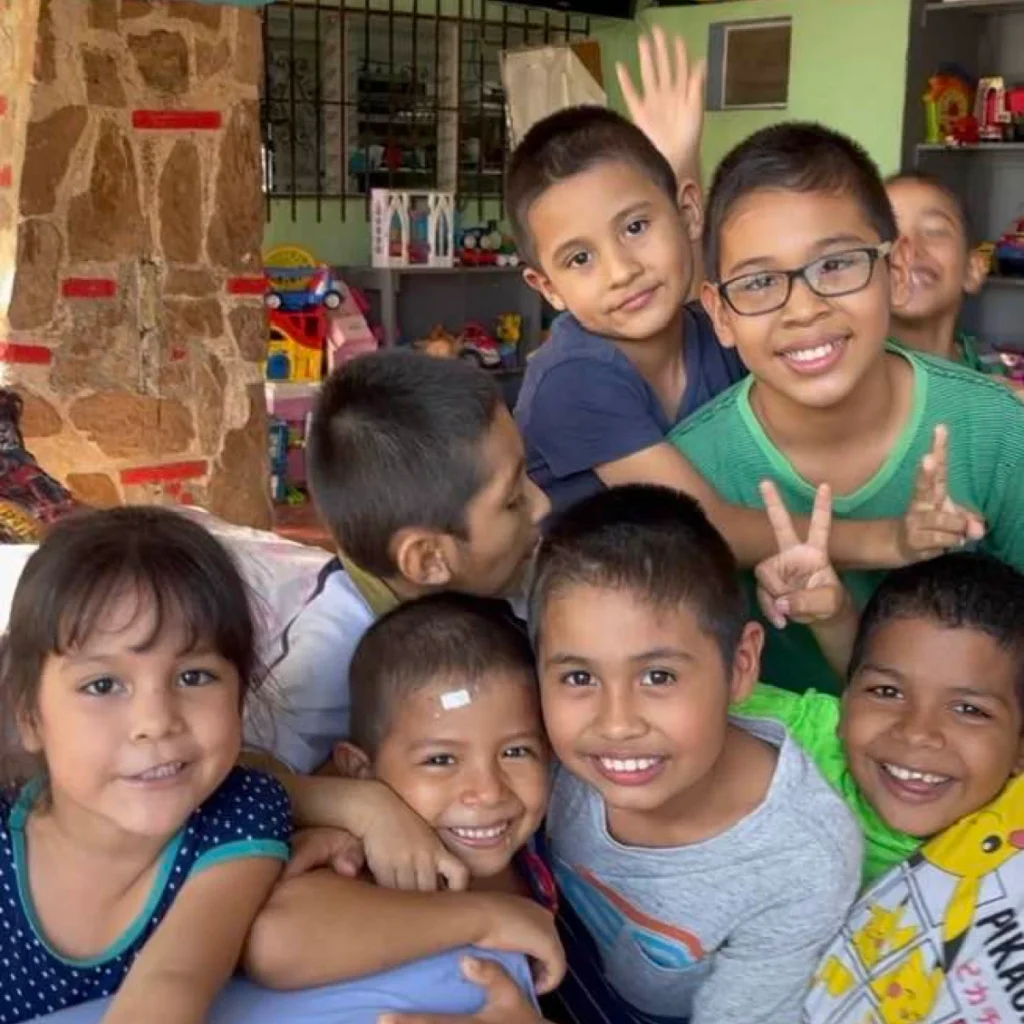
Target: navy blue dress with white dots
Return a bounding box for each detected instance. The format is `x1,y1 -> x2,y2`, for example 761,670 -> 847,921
0,768 -> 291,1023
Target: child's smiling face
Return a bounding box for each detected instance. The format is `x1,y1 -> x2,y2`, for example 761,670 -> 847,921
523,159 -> 699,343
841,616 -> 1024,838
887,176 -> 986,327
340,670 -> 549,879
703,188 -> 911,412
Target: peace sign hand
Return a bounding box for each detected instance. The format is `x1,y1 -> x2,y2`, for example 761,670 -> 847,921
755,481 -> 851,629
899,425 -> 985,563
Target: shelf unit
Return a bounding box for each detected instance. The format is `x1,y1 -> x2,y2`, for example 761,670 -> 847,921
338,264 -> 551,405
903,0 -> 1024,350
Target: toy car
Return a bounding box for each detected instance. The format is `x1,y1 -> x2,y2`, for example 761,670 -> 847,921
459,322 -> 502,369
265,266 -> 344,312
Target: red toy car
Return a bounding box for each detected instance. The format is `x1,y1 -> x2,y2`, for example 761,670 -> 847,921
458,322 -> 502,368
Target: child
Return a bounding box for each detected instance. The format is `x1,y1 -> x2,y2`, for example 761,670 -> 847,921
671,122 -> 1024,696
0,506 -> 291,1023
526,483 -> 862,1024
259,350 -> 549,777
743,481 -> 1024,884
886,170 -> 1003,376
509,105 -> 978,574
242,594 -> 562,998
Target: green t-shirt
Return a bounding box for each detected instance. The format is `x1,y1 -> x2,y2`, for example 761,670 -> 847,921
671,345 -> 1024,695
736,684 -> 919,886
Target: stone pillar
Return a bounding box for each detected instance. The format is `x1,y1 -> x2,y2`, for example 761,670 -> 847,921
3,0 -> 271,528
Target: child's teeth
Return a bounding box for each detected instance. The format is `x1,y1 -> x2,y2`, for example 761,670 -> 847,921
451,823 -> 509,839
883,763 -> 949,785
600,757 -> 660,773
786,342 -> 835,363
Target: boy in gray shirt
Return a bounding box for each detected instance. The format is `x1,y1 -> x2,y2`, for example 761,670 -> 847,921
527,485 -> 862,1024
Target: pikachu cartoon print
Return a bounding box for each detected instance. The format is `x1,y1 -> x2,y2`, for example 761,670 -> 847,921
803,775 -> 1024,1024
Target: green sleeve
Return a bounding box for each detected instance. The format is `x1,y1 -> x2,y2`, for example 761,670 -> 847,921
977,389 -> 1024,573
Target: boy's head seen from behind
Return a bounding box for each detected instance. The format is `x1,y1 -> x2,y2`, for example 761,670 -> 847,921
701,122 -> 911,412
308,351 -> 548,599
529,485 -> 762,817
885,171 -> 987,332
841,552 -> 1024,839
507,106 -> 701,344
339,593 -> 547,878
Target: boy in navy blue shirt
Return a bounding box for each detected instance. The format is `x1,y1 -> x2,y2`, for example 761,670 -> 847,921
509,101 -> 981,572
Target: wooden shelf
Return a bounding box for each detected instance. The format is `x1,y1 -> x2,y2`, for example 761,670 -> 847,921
925,0 -> 1024,14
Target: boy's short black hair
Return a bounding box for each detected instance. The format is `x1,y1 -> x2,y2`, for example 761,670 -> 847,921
505,105 -> 678,268
884,170 -> 975,248
307,351 -> 502,577
704,122 -> 899,278
349,593 -> 536,755
529,484 -> 748,667
848,552 -> 1024,714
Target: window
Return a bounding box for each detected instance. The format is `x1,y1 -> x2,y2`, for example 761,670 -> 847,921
262,0 -> 592,220
707,17 -> 792,112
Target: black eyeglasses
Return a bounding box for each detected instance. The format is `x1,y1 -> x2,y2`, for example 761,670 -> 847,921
717,242 -> 893,316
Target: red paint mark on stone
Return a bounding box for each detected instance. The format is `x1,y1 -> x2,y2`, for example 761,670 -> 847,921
62,277 -> 118,299
120,461 -> 208,487
227,276 -> 267,296
0,165 -> 11,189
0,97 -> 9,117
170,345 -> 187,362
0,342 -> 52,365
132,110 -> 222,131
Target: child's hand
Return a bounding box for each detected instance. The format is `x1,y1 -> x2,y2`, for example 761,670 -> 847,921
899,425 -> 985,562
473,894 -> 566,995
379,955 -> 549,1024
617,27 -> 706,185
755,480 -> 849,629
285,827 -> 365,879
354,781 -> 471,892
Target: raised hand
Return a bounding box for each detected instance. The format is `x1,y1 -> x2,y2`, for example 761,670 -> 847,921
617,26 -> 706,186
755,480 -> 849,629
899,424 -> 985,563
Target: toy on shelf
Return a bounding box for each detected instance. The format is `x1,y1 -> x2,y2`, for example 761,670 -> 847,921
456,221 -> 520,268
265,265 -> 343,312
976,77 -> 1013,142
324,281 -> 380,370
496,312 -> 523,366
459,322 -> 502,369
415,324 -> 461,359
995,216 -> 1024,279
923,73 -> 975,145
265,310 -> 326,383
268,418 -> 290,504
372,189 -> 455,268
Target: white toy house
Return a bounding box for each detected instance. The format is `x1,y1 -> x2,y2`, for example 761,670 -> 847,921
371,189 -> 455,269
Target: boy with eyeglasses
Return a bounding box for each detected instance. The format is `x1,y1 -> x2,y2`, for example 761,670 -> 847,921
509,33 -> 980,576
671,122 -> 1024,696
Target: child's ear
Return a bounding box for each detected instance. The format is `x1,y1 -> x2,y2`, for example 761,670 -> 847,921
887,235 -> 913,310
391,528 -> 454,589
16,705 -> 42,755
964,246 -> 989,296
727,622 -> 764,705
677,179 -> 704,244
701,279 -> 738,351
523,266 -> 567,312
332,741 -> 375,780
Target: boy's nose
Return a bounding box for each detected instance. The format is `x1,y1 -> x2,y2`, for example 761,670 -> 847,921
781,275 -> 830,323
891,706 -> 944,750
605,246 -> 642,289
461,765 -> 509,807
595,690 -> 646,741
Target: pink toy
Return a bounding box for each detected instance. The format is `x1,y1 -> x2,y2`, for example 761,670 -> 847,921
325,280 -> 380,371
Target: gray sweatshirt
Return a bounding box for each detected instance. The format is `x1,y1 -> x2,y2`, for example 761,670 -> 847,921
546,717 -> 862,1024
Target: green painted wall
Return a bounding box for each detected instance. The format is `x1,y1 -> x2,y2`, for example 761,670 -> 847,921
633,0 -> 912,186
264,0 -> 913,264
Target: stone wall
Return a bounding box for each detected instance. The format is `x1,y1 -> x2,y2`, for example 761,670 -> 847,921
2,0 -> 271,528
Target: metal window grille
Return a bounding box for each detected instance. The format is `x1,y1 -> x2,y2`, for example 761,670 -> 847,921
261,0 -> 592,222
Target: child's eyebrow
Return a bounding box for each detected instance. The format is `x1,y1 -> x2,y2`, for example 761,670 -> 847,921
725,234 -> 872,278
627,647 -> 696,665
